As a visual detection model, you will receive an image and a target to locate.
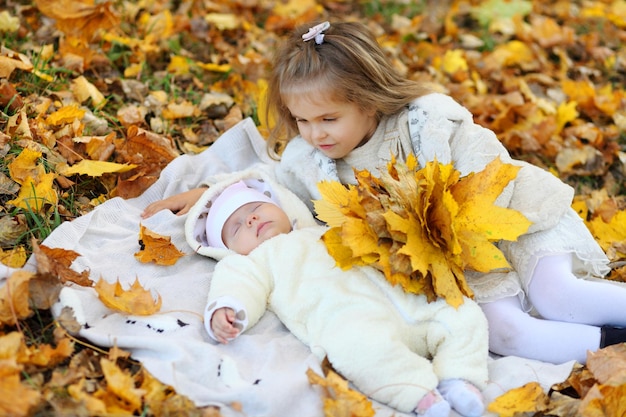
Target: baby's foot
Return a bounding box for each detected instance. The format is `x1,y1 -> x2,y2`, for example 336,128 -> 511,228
438,379 -> 484,417
414,390 -> 451,417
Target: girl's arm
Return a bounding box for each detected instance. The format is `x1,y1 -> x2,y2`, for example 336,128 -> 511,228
141,187 -> 207,218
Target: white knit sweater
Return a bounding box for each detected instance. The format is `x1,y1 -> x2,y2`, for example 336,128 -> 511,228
275,93 -> 610,310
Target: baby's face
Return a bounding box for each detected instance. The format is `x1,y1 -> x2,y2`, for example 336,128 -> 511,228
221,202 -> 292,255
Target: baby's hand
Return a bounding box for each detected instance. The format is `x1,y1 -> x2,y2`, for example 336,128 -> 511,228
141,187 -> 207,218
211,307 -> 241,344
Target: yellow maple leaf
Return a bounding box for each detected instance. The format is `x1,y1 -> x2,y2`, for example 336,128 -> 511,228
587,210 -> 626,259
8,148 -> 46,185
314,180 -> 365,228
67,378 -> 107,414
45,104 -> 86,126
439,49 -> 468,75
451,158 -> 530,271
7,173 -> 58,213
59,159 -> 137,177
556,100 -> 579,132
71,75 -> 106,107
94,277 -> 162,316
134,224 -> 185,266
315,156 -> 532,307
306,368 -> 375,417
0,246 -> 27,268
100,358 -> 145,412
487,382 -> 549,417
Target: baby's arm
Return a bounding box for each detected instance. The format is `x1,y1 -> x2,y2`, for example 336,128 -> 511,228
210,307 -> 241,344
141,187 -> 207,218
205,295 -> 249,343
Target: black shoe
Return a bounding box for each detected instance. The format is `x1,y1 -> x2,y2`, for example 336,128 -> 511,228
600,325 -> 626,348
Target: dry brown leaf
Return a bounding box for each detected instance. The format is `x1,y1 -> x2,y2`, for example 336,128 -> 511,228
56,306 -> 82,335
94,277 -> 162,316
28,272 -> 63,310
586,344 -> 626,386
34,242 -> 93,287
544,391 -> 582,417
551,362 -> 597,399
134,224 -> 185,266
0,214 -> 28,246
0,47 -> 33,78
113,126 -> 179,198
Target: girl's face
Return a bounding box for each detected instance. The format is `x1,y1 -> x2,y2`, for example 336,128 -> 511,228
285,92 -> 378,159
221,202 -> 292,255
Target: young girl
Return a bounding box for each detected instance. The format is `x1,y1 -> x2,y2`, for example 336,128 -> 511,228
143,20 -> 626,365
184,167 -> 489,417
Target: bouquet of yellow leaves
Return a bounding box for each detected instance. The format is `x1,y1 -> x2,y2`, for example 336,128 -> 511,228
313,155 -> 532,308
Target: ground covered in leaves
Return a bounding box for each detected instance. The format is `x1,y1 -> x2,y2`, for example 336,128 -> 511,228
1,0 -> 626,416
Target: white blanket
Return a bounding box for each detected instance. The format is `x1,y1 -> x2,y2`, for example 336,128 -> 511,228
16,118 -> 574,416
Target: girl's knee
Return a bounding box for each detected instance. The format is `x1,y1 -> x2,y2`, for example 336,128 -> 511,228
481,298 -> 533,357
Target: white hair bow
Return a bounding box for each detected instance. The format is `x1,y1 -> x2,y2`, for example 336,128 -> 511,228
302,21 -> 330,45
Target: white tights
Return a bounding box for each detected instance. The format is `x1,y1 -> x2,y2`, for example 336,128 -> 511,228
528,253 -> 626,325
482,253 -> 626,364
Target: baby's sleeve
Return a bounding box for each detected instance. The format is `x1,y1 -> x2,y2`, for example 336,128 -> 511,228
204,295 -> 249,341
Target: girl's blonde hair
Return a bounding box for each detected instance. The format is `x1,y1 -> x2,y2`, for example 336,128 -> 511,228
265,20 -> 431,157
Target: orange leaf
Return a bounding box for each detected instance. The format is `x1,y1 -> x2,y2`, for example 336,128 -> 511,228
135,225 -> 185,266
34,243 -> 93,287
0,374 -> 41,416
25,337 -> 74,368
35,0 -> 119,40
579,383 -> 626,417
95,277 -> 162,316
0,269 -> 35,326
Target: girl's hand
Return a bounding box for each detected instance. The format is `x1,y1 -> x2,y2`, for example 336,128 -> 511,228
141,187 -> 207,218
210,307 -> 241,344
